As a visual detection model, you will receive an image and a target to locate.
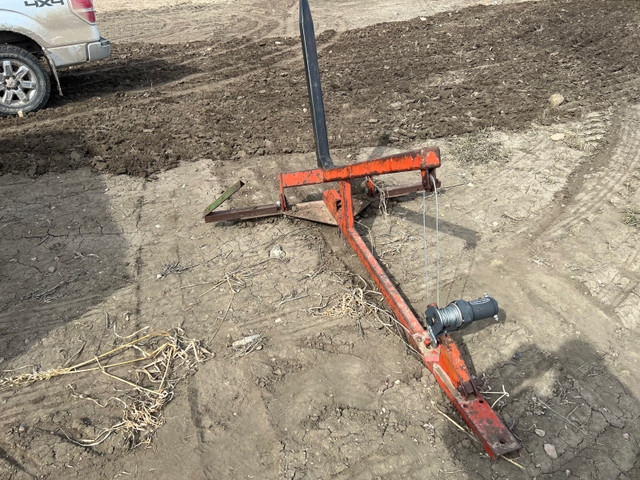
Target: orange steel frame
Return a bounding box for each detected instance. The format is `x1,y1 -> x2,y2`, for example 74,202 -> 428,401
275,147 -> 521,459
205,0 -> 520,459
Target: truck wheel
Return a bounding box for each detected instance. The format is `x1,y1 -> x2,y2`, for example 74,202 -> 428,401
0,45 -> 51,116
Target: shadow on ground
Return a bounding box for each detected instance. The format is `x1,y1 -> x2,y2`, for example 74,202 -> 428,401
0,168 -> 130,365
441,338 -> 640,479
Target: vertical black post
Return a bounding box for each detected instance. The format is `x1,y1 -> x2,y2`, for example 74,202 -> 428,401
300,0 -> 334,169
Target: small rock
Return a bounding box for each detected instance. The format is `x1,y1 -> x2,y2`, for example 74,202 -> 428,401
535,428 -> 546,437
565,470 -> 572,477
544,443 -> 558,459
368,118 -> 378,124
269,245 -> 286,260
549,94 -> 565,107
461,439 -> 471,448
18,423 -> 27,433
48,266 -> 56,273
231,334 -> 261,349
551,133 -> 565,141
623,432 -> 630,440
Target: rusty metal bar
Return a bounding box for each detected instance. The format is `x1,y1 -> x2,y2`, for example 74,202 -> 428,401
379,182 -> 424,198
204,204 -> 281,223
430,356 -> 521,458
323,177 -> 521,460
280,148 -> 440,189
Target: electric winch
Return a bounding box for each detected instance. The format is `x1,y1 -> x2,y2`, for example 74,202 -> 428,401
424,295 -> 500,346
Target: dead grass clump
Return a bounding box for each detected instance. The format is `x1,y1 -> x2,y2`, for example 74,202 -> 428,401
452,130 -> 509,165
309,272 -> 420,354
623,207 -> 640,227
1,327 -> 210,448
320,287 -> 394,325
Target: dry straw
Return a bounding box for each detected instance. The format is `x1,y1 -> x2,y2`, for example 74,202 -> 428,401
1,327 -> 210,448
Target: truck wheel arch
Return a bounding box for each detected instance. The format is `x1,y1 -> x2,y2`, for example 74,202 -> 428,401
0,30 -> 63,97
0,44 -> 52,115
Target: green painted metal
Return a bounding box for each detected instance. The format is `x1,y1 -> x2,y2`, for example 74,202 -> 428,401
204,180 -> 245,215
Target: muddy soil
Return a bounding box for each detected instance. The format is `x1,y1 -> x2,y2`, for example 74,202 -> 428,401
2,0 -> 638,178
1,0 -> 640,479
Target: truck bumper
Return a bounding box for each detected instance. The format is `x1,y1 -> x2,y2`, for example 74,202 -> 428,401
46,37 -> 111,68
87,38 -> 111,62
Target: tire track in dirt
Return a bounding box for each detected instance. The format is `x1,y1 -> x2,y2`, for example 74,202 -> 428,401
537,105 -> 640,242
0,381 -> 105,423
607,248 -> 640,309
101,0 -> 294,45
0,297 -> 98,338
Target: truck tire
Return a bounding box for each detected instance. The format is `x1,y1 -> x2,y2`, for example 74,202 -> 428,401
0,45 -> 51,116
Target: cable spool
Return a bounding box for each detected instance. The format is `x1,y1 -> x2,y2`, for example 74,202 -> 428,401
424,295 -> 499,346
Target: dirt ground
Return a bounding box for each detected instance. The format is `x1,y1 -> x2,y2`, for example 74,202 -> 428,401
1,0 -> 640,478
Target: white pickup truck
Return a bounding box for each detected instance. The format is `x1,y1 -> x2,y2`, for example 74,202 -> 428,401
0,0 -> 110,115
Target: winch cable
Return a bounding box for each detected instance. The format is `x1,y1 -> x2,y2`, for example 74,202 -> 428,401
422,175 -> 441,307
432,175 -> 440,307
422,189 -> 430,305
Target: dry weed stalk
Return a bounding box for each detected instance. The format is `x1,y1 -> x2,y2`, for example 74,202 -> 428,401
368,178 -> 389,218
320,286 -> 393,326
314,272 -> 420,355
1,327 -> 210,448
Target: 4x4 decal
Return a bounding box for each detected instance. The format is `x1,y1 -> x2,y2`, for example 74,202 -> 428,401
24,0 -> 65,7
